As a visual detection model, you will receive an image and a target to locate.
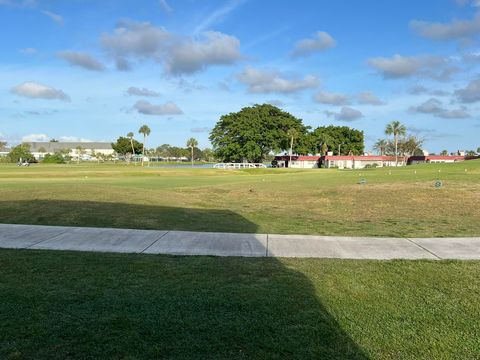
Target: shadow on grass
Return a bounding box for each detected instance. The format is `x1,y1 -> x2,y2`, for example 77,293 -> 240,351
1,200 -> 257,233
0,201 -> 368,359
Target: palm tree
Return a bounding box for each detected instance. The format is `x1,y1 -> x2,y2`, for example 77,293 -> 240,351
385,121 -> 406,166
373,139 -> 388,155
127,132 -> 135,165
138,125 -> 151,167
186,137 -> 198,167
75,146 -> 84,164
287,128 -> 299,165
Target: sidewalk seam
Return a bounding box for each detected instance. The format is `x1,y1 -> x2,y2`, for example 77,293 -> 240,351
265,234 -> 269,257
141,231 -> 169,253
405,238 -> 442,260
24,229 -> 72,249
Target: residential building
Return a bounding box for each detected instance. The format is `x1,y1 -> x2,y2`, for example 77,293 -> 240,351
23,142 -> 114,160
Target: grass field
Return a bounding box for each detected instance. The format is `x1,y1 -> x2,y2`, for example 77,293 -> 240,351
1,162 -> 479,359
1,250 -> 479,359
0,160 -> 479,237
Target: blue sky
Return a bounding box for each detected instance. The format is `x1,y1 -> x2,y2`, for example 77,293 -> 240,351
1,0 -> 480,152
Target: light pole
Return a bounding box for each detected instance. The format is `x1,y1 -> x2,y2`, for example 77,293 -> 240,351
338,143 -> 344,155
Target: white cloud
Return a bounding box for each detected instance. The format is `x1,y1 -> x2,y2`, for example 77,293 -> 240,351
194,0 -> 246,34
11,82 -> 70,101
165,31 -> 242,74
313,91 -> 349,105
57,51 -> 105,71
266,99 -> 285,107
133,100 -> 183,115
127,86 -> 160,97
237,67 -> 319,93
158,0 -> 172,14
22,133 -> 49,142
190,127 -> 210,133
101,20 -> 242,74
408,85 -> 449,96
357,91 -> 385,105
410,14 -> 480,41
291,31 -> 336,58
455,78 -> 480,103
20,47 -> 37,54
41,10 -> 63,25
367,54 -> 450,80
0,0 -> 36,8
325,107 -> 364,121
409,98 -> 471,118
58,136 -> 92,142
409,98 -> 444,113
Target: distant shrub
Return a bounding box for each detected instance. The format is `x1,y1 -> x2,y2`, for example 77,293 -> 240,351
364,164 -> 378,169
42,153 -> 65,164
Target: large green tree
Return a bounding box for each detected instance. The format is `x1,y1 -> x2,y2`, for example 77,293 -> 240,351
8,144 -> 35,163
111,137 -> 142,156
306,126 -> 364,155
209,104 -> 306,163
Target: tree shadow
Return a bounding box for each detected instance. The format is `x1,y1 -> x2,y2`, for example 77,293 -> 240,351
0,201 -> 369,359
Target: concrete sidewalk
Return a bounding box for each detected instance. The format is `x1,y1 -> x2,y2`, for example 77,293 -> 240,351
1,223 -> 479,260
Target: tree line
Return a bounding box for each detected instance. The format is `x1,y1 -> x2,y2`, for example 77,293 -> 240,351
209,103 -> 365,163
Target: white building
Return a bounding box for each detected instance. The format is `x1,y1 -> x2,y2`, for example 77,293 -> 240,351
24,142 -> 114,160
321,155 -> 405,169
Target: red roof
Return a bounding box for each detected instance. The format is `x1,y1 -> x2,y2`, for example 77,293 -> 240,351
323,155 -> 402,161
409,155 -> 465,161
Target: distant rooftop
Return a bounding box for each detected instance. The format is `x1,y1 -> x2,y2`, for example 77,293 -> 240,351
24,142 -> 112,153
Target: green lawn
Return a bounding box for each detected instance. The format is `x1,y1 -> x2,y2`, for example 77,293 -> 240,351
0,160 -> 479,237
0,250 -> 479,359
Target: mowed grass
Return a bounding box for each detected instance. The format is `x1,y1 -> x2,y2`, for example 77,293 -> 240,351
0,249 -> 479,359
0,160 -> 479,236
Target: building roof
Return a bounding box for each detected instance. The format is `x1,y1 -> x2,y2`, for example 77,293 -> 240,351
24,142 -> 112,153
409,155 -> 465,161
274,155 -> 404,161
323,155 -> 402,161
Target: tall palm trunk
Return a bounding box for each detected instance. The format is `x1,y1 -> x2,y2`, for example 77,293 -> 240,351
191,146 -> 194,167
141,135 -> 145,167
394,134 -> 398,167
130,139 -> 135,165
289,136 -> 294,167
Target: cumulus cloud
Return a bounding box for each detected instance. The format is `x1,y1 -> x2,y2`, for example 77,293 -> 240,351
101,20 -> 242,74
367,54 -> 449,80
291,31 -> 336,58
408,85 -> 449,96
133,100 -> 183,115
325,106 -> 363,121
455,78 -> 480,103
41,10 -> 63,25
57,51 -> 105,71
409,98 -> 471,118
21,133 -> 50,142
357,91 -> 385,105
11,82 -> 70,101
166,31 -> 242,74
127,86 -> 160,97
410,14 -> 480,41
313,91 -> 349,105
237,67 -> 319,93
